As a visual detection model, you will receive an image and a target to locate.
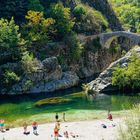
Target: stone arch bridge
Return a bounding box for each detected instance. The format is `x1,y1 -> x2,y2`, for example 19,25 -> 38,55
80,31 -> 140,49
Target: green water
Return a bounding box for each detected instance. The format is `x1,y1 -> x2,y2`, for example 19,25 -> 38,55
0,88 -> 140,125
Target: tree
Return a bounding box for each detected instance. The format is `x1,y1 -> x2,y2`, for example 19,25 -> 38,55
109,0 -> 140,32
25,10 -> 55,44
3,70 -> 20,87
0,0 -> 29,23
28,0 -> 44,12
0,17 -> 22,61
47,3 -> 74,39
40,0 -> 58,8
63,32 -> 83,62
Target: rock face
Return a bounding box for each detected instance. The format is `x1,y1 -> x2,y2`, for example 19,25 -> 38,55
88,47 -> 140,93
5,57 -> 79,95
29,71 -> 79,93
74,48 -> 120,79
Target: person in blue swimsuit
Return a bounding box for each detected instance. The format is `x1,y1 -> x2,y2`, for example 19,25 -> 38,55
0,120 -> 5,132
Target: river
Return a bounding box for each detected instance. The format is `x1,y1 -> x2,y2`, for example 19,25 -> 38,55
0,87 -> 140,126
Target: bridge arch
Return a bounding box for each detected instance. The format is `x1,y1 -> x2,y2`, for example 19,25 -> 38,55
100,31 -> 140,49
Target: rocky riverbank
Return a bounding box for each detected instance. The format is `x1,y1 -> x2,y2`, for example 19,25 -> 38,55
3,57 -> 79,95
88,47 -> 140,93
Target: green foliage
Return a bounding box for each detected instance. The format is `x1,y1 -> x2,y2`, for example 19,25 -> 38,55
24,10 -> 55,44
3,70 -> 20,87
0,17 -> 25,91
24,80 -> 33,90
0,0 -> 29,23
109,0 -> 140,32
73,5 -> 86,18
0,17 -> 23,61
73,5 -> 108,35
119,105 -> 140,140
40,0 -> 58,8
21,52 -> 40,73
112,52 -> 140,90
109,44 -> 121,55
48,3 -> 75,38
63,32 -> 83,62
0,18 -> 21,50
28,0 -> 44,12
86,37 -> 102,53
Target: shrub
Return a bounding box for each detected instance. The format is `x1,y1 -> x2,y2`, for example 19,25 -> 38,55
73,5 -> 86,18
3,70 -> 20,87
21,52 -> 40,73
85,37 -> 102,53
112,52 -> 140,90
63,32 -> 83,62
119,105 -> 140,140
24,80 -> 33,90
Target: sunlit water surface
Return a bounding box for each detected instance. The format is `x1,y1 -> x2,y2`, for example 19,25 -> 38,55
0,88 -> 140,125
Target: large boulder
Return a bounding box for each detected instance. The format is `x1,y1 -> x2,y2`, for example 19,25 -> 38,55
42,57 -> 59,72
29,71 -> 79,93
88,47 -> 140,93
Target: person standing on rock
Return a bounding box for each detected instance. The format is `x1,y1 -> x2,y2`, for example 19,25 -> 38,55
55,113 -> 59,122
63,112 -> 66,122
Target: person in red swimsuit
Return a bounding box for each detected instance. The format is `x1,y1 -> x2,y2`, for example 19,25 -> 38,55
54,126 -> 59,140
107,110 -> 113,121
